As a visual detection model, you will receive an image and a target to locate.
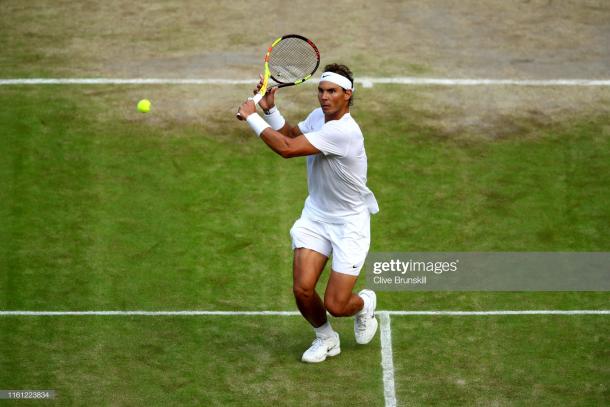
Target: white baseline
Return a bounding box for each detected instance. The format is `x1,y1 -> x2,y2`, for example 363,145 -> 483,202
0,77 -> 609,86
0,309 -> 608,316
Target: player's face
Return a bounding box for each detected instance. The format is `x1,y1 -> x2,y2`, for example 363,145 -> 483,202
318,82 -> 351,115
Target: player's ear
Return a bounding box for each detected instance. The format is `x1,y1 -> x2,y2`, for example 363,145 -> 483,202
344,89 -> 352,102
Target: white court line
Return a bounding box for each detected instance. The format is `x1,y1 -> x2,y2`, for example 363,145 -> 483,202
0,310 -> 300,316
385,310 -> 610,316
1,310 -> 608,316
358,77 -> 610,87
0,77 -> 609,86
0,78 -> 253,85
380,312 -> 397,407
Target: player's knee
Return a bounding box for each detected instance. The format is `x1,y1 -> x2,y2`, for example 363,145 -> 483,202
324,298 -> 348,317
293,283 -> 315,302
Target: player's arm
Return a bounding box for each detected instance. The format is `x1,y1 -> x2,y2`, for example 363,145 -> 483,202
268,117 -> 303,139
259,128 -> 318,158
237,100 -> 319,158
272,120 -> 303,139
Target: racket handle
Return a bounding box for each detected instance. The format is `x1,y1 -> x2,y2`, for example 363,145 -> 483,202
251,93 -> 264,104
236,93 -> 264,118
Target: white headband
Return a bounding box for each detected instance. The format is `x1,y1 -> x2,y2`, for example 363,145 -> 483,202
319,71 -> 355,92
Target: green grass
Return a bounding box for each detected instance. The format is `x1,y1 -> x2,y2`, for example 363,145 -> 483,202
1,86 -> 608,406
0,86 -> 304,311
0,316 -> 384,407
1,87 -> 608,311
361,90 -> 610,252
392,315 -> 610,406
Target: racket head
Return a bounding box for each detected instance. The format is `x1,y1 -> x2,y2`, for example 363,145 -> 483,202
268,34 -> 320,87
250,34 -> 320,105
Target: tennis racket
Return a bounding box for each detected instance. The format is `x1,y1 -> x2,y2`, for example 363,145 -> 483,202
237,34 -> 320,117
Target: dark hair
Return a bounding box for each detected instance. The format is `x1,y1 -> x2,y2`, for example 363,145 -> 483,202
323,63 -> 354,106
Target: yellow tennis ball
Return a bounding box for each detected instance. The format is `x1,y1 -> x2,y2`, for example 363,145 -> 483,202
137,99 -> 151,113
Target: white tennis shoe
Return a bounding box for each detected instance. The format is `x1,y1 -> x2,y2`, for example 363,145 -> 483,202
354,289 -> 378,344
301,332 -> 341,363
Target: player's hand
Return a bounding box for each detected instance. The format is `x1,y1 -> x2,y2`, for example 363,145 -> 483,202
254,74 -> 278,112
236,99 -> 256,121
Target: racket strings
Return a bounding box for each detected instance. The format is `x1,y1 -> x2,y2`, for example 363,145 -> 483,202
269,38 -> 318,83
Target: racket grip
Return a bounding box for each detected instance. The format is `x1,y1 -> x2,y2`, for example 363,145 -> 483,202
236,93 -> 264,119
251,93 -> 264,104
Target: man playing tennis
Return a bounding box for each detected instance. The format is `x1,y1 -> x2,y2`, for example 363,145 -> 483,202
237,64 -> 379,363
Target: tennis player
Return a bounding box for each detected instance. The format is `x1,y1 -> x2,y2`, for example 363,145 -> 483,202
237,64 -> 379,363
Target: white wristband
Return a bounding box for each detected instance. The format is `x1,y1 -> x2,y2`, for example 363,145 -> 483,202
263,106 -> 286,131
246,113 -> 271,137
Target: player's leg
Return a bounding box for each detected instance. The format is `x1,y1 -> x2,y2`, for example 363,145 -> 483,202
292,248 -> 328,327
293,248 -> 341,363
323,271 -> 363,317
325,211 -> 378,344
324,270 -> 377,345
290,215 -> 340,362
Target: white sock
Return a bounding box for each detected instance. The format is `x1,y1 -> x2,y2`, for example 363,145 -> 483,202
314,321 -> 335,339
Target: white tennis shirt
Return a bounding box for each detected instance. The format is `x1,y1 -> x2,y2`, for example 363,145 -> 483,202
298,108 -> 379,223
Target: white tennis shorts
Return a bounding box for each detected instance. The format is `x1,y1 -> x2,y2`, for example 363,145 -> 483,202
290,210 -> 370,276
